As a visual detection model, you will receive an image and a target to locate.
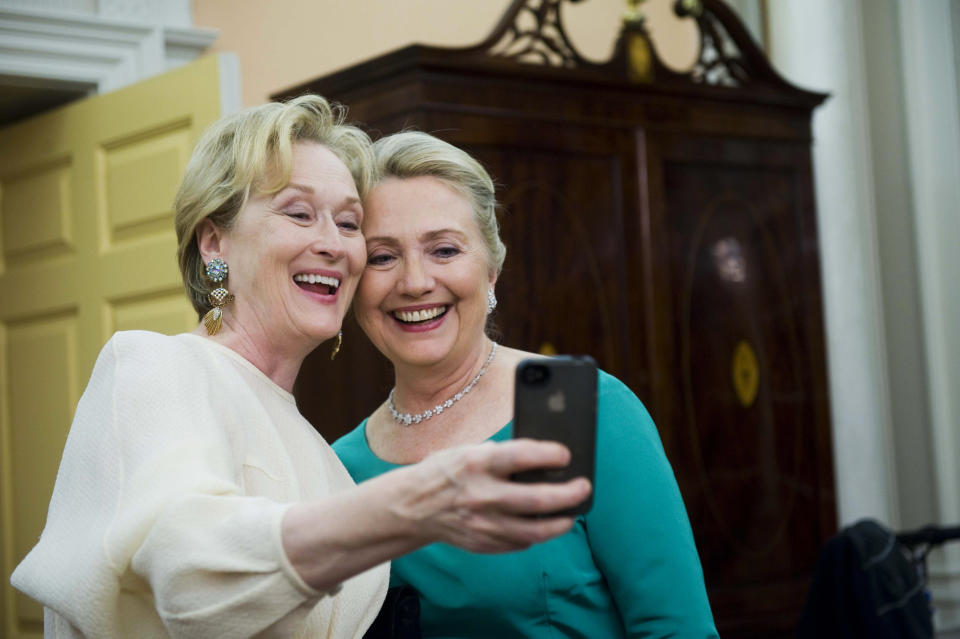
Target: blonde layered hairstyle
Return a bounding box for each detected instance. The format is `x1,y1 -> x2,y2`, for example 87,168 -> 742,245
174,95 -> 374,316
372,132 -> 507,274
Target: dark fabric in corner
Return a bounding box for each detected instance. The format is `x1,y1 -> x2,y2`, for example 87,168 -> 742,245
798,519 -> 932,639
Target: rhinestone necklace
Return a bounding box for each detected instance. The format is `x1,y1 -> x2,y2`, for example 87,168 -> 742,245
388,342 -> 498,426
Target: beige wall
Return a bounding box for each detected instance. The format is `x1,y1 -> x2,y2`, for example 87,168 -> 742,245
192,0 -> 698,107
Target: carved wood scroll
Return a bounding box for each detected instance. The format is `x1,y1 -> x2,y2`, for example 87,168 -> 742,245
475,0 -> 799,93
484,0 -> 589,67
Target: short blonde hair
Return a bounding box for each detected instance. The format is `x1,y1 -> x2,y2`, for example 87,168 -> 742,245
372,132 -> 506,274
174,95 -> 374,316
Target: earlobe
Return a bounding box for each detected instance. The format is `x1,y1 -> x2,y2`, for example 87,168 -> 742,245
196,219 -> 224,263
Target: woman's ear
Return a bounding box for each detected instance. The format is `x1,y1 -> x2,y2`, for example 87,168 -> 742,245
195,219 -> 223,264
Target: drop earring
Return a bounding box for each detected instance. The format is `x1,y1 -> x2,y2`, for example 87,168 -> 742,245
330,330 -> 343,360
487,288 -> 497,314
202,257 -> 235,336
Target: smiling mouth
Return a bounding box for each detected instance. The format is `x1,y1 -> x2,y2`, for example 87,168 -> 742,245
293,273 -> 340,295
392,305 -> 448,324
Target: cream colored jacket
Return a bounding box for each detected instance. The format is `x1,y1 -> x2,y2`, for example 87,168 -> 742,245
11,331 -> 388,638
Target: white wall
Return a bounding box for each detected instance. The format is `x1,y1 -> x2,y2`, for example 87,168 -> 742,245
767,0 -> 960,632
897,0 -> 960,627
861,0 -> 937,531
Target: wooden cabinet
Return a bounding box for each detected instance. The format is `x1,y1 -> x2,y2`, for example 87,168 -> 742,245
277,1 -> 834,635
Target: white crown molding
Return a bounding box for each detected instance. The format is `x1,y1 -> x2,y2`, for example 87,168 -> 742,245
0,0 -> 193,28
0,5 -> 217,93
163,24 -> 219,70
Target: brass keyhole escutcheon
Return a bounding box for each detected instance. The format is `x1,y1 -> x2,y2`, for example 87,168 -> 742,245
732,340 -> 759,407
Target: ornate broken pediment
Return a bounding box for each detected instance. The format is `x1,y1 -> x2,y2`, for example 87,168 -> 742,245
474,0 -> 796,93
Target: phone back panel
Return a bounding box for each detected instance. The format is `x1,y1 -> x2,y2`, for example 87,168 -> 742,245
512,356 -> 597,515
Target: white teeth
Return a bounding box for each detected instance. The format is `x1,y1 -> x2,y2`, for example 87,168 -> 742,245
393,306 -> 447,323
294,273 -> 340,288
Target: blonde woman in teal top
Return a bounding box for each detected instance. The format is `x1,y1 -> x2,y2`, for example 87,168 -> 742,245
335,131 -> 718,638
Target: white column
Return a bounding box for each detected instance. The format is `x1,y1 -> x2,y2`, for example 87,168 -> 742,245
765,0 -> 898,526
898,0 -> 960,630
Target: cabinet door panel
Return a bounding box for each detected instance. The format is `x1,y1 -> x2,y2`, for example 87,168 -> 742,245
653,135 -> 832,635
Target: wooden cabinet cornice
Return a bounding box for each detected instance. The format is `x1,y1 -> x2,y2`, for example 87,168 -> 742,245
277,1 -> 834,636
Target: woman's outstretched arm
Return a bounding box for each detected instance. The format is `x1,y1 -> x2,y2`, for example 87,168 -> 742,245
283,439 -> 592,591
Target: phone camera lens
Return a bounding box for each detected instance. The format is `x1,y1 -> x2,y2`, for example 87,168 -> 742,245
522,364 -> 550,385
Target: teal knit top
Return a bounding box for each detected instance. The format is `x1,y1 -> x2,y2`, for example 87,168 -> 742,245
334,371 -> 719,638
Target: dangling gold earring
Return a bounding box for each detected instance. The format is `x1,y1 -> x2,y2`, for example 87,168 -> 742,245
202,258 -> 234,336
330,330 -> 343,360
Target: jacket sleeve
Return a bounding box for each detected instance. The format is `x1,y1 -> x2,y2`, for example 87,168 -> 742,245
11,333 -> 329,638
584,373 -> 719,638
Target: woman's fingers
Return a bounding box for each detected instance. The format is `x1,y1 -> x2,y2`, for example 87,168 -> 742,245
480,477 -> 592,516
438,508 -> 579,553
413,440 -> 592,551
443,440 -> 592,514
461,514 -> 579,554
484,438 -> 572,477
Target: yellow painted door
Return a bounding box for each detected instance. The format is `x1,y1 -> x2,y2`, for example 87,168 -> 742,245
0,54 -> 232,638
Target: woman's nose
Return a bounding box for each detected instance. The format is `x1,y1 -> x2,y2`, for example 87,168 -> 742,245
310,220 -> 345,260
398,256 -> 434,296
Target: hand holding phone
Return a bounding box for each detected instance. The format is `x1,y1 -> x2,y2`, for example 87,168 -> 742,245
511,356 -> 598,516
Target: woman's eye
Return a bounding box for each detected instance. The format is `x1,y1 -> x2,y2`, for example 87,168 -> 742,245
434,246 -> 461,258
367,253 -> 395,266
338,221 -> 360,232
286,210 -> 311,220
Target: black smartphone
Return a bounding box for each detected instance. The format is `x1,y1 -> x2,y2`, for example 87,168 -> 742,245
511,355 -> 597,516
